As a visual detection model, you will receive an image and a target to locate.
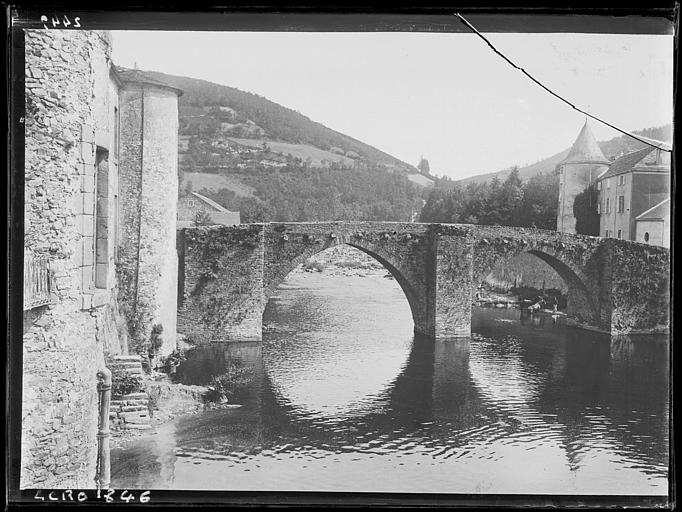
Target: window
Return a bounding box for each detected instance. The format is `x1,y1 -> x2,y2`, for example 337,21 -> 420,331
95,148 -> 110,289
597,201 -> 601,214
597,181 -> 602,190
618,175 -> 625,186
617,195 -> 625,213
606,197 -> 610,213
617,229 -> 622,239
606,178 -> 611,189
644,232 -> 650,242
605,230 -> 610,238
188,200 -> 196,208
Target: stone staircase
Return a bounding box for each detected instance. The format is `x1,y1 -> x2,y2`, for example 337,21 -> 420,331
108,355 -> 151,430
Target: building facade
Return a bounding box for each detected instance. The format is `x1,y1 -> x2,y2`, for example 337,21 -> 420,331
177,191 -> 241,228
556,121 -> 610,234
596,146 -> 670,247
22,30 -> 181,488
635,198 -> 670,248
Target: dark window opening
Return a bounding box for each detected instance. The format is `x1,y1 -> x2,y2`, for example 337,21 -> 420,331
95,148 -> 110,289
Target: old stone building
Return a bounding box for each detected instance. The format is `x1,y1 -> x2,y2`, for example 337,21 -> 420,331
22,30 -> 181,488
556,121 -> 610,234
177,191 -> 241,228
596,145 -> 670,247
115,68 -> 182,358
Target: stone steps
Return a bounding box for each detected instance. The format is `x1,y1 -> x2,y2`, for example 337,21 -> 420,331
107,354 -> 151,431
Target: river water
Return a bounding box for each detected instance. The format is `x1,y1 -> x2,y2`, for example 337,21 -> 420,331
111,270 -> 669,495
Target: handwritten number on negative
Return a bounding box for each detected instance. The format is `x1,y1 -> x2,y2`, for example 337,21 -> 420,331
35,489 -> 151,503
41,15 -> 81,29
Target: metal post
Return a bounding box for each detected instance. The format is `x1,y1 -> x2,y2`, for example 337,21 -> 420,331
96,367 -> 112,489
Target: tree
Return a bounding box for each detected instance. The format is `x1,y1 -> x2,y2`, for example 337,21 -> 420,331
192,210 -> 213,227
573,184 -> 600,235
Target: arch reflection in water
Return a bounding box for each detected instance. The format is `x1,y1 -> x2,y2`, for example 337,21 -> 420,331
111,267 -> 668,494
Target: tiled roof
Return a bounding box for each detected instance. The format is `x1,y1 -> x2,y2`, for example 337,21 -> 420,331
636,198 -> 670,220
115,67 -> 183,96
190,192 -> 231,213
561,121 -> 609,164
597,147 -> 656,181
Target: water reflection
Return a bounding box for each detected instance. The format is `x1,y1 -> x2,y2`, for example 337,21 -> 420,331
112,274 -> 668,494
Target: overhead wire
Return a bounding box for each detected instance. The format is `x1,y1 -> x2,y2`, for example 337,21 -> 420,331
454,13 -> 672,153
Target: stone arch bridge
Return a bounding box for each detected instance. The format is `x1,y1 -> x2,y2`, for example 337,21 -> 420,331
177,222 -> 669,342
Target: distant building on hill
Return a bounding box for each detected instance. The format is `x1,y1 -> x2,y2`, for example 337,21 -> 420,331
178,135 -> 191,152
417,156 -> 431,176
556,121 -> 610,234
596,145 -> 670,247
177,191 -> 240,228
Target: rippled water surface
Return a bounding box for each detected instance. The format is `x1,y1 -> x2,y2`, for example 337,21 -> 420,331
111,272 -> 669,494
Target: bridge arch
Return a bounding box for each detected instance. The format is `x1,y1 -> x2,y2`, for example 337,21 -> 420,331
471,240 -> 599,326
263,239 -> 428,336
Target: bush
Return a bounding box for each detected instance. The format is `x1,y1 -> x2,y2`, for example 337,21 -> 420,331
203,361 -> 254,404
111,370 -> 143,398
163,349 -> 186,374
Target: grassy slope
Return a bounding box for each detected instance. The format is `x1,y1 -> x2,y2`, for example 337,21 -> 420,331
227,138 -> 356,167
134,68 -> 416,171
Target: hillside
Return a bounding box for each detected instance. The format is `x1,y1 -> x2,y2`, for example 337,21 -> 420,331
131,68 -> 416,172
118,68 -> 428,223
456,124 -> 672,186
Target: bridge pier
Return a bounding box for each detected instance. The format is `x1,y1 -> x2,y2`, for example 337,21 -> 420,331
433,234 -> 475,339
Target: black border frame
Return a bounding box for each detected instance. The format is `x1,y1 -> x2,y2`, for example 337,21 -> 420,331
5,3 -> 678,508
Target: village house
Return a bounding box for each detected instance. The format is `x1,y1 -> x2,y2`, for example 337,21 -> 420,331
556,121 -> 670,248
178,134 -> 192,152
596,144 -> 670,247
634,198 -> 670,247
22,29 -> 181,488
177,191 -> 241,228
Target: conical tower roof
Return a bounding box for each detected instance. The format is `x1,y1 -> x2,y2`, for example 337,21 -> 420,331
561,121 -> 609,164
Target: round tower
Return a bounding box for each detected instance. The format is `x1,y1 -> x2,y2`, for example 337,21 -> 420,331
117,69 -> 183,358
556,121 -> 609,233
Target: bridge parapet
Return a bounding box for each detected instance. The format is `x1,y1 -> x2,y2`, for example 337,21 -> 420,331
177,223 -> 669,342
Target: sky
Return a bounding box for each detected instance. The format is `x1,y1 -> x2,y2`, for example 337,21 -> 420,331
111,30 -> 673,180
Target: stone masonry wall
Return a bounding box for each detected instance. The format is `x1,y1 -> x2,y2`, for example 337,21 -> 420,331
22,30 -> 120,488
607,239 -> 670,334
179,222 -> 670,340
557,163 -> 607,234
178,225 -> 265,342
117,84 -> 179,358
139,86 -> 179,357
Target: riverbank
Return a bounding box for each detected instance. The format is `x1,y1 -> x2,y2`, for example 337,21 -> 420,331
109,372 -> 243,449
296,245 -> 388,278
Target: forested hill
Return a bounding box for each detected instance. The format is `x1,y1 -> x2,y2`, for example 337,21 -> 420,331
135,69 -> 415,171
455,124 -> 672,186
